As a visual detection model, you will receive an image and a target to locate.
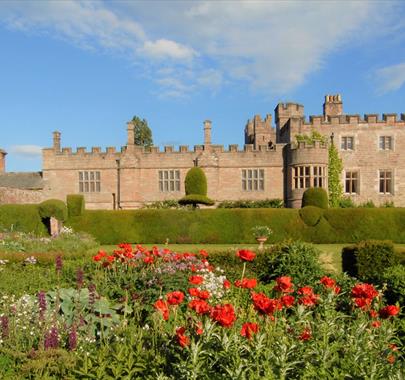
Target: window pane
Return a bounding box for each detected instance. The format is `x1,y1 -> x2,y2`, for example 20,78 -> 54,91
164,171 -> 168,180
254,179 -> 258,190
175,171 -> 180,179
79,172 -> 83,181
159,171 -> 163,180
176,181 -> 180,191
96,182 -> 101,192
242,170 -> 246,179
259,169 -> 264,179
159,181 -> 163,192
164,181 -> 168,191
84,172 -> 88,180
242,180 -> 246,190
90,172 -> 94,181
259,180 -> 264,190
90,182 -> 95,192
96,172 -> 100,180
348,137 -> 353,150
170,171 -> 174,179
79,182 -> 84,192
85,183 -> 89,192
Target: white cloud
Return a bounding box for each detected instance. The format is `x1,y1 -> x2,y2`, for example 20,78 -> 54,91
374,62 -> 405,94
9,145 -> 42,157
141,39 -> 197,61
0,0 -> 402,96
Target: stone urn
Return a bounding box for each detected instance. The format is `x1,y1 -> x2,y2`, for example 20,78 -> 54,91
256,236 -> 268,250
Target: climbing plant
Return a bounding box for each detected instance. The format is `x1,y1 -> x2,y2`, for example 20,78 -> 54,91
328,141 -> 343,207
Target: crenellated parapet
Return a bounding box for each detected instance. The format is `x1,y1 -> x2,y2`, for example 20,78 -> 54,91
302,113 -> 405,127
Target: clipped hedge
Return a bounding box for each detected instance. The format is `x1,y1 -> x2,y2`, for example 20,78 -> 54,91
67,194 -> 85,217
67,208 -> 405,245
38,199 -> 68,222
184,167 -> 208,196
0,204 -> 47,235
179,194 -> 215,206
299,206 -> 323,227
302,188 -> 328,209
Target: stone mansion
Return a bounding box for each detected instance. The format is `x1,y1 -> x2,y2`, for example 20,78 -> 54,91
0,94 -> 404,208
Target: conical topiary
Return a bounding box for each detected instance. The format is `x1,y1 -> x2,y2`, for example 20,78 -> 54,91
179,167 -> 214,207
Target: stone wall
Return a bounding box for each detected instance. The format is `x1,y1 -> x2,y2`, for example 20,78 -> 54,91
0,187 -> 43,204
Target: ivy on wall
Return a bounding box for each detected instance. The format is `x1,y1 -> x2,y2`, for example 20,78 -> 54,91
328,141 -> 343,207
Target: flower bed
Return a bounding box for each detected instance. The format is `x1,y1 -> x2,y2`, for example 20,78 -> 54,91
0,243 -> 403,379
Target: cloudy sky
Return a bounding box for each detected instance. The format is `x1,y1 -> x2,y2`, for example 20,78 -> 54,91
1,0 -> 405,171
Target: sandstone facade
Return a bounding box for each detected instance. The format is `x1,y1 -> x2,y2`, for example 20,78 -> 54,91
1,95 -> 404,208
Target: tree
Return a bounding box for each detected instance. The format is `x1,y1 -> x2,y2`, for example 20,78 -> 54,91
328,141 -> 343,207
132,116 -> 153,147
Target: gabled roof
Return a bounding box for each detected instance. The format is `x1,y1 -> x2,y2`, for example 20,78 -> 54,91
0,172 -> 43,190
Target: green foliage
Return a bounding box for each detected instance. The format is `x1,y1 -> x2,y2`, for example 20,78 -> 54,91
66,194 -> 85,217
328,142 -> 343,207
0,204 -> 47,235
143,200 -> 189,209
38,199 -> 68,222
380,264 -> 405,305
256,240 -> 324,286
132,116 -> 153,147
299,206 -> 323,226
178,194 -> 215,206
338,196 -> 355,208
358,200 -> 376,208
295,129 -> 328,144
184,167 -> 208,196
301,187 -> 328,209
342,240 -> 398,283
217,199 -> 283,208
68,208 -> 405,245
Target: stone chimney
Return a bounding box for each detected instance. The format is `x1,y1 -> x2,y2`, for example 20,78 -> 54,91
0,149 -> 7,173
53,131 -> 61,152
203,120 -> 212,145
127,121 -> 135,145
323,94 -> 343,118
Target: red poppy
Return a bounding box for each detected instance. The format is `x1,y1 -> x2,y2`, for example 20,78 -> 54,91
188,299 -> 211,315
154,299 -> 169,320
297,287 -> 319,307
320,276 -> 336,289
188,288 -> 200,297
369,309 -> 378,318
274,276 -> 294,293
371,320 -> 381,328
176,327 -> 190,348
235,278 -> 257,289
166,291 -> 185,305
210,304 -> 237,327
240,322 -> 259,340
223,279 -> 231,289
379,305 -> 400,319
299,328 -> 312,341
106,255 -> 115,263
195,321 -> 204,335
280,295 -> 295,308
251,292 -> 282,315
197,290 -> 210,300
387,354 -> 395,364
143,256 -> 154,264
189,275 -> 204,285
199,249 -> 209,258
351,283 -> 379,300
297,286 -> 314,296
236,249 -> 256,262
333,286 -> 341,295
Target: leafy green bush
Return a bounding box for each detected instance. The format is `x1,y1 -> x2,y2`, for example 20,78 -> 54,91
358,200 -> 376,208
256,240 -> 324,286
338,196 -> 355,208
0,204 -> 47,235
184,167 -> 208,196
302,187 -> 328,209
66,194 -> 85,217
341,240 -> 398,283
143,200 -> 190,209
299,206 -> 323,226
217,199 -> 283,208
380,265 -> 405,305
38,199 -> 67,222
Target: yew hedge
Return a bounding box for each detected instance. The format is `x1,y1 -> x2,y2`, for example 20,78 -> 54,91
67,208 -> 405,245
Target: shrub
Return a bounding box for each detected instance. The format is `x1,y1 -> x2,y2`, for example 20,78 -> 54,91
380,265 -> 405,305
38,199 -> 67,222
66,194 -> 85,217
217,199 -> 284,208
358,200 -> 376,208
256,241 -> 324,286
143,200 -> 187,209
179,194 -> 215,206
299,206 -> 323,226
341,240 -> 398,283
302,188 -> 328,209
338,196 -> 355,208
179,167 -> 214,207
0,204 -> 47,235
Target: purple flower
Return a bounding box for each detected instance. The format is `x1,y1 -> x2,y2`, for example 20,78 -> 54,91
44,326 -> 59,350
76,268 -> 84,289
68,325 -> 77,351
55,255 -> 63,274
37,291 -> 47,321
0,315 -> 9,339
88,283 -> 96,311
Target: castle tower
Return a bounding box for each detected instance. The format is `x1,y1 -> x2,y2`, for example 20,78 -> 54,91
204,120 -> 212,145
245,114 -> 274,148
127,121 -> 135,145
53,131 -> 61,152
275,103 -> 304,143
323,94 -> 343,118
0,149 -> 6,173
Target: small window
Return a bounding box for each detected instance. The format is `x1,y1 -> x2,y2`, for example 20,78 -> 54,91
79,171 -> 101,193
293,166 -> 311,189
242,169 -> 264,191
341,136 -> 354,151
313,166 -> 326,188
159,170 -> 181,192
345,171 -> 358,194
379,136 -> 393,150
379,171 -> 392,194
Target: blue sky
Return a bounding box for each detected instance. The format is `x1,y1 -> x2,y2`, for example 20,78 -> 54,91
1,0 -> 405,172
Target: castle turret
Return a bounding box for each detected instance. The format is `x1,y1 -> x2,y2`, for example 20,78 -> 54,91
323,94 -> 343,118
275,103 -> 304,143
0,149 -> 6,173
204,120 -> 212,145
245,114 -> 274,148
53,131 -> 61,152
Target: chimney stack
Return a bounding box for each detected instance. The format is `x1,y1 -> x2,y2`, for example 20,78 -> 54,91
127,121 -> 135,145
53,131 -> 61,152
203,120 -> 212,145
323,94 -> 343,118
0,149 -> 7,173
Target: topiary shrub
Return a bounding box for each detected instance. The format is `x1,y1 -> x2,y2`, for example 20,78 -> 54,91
302,187 -> 328,209
179,167 -> 214,207
299,206 -> 323,226
38,199 -> 67,222
380,265 -> 405,306
67,194 -> 85,217
0,204 -> 48,235
256,240 -> 324,286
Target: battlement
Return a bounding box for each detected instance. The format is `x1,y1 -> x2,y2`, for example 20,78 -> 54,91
302,113 -> 405,127
290,140 -> 328,150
